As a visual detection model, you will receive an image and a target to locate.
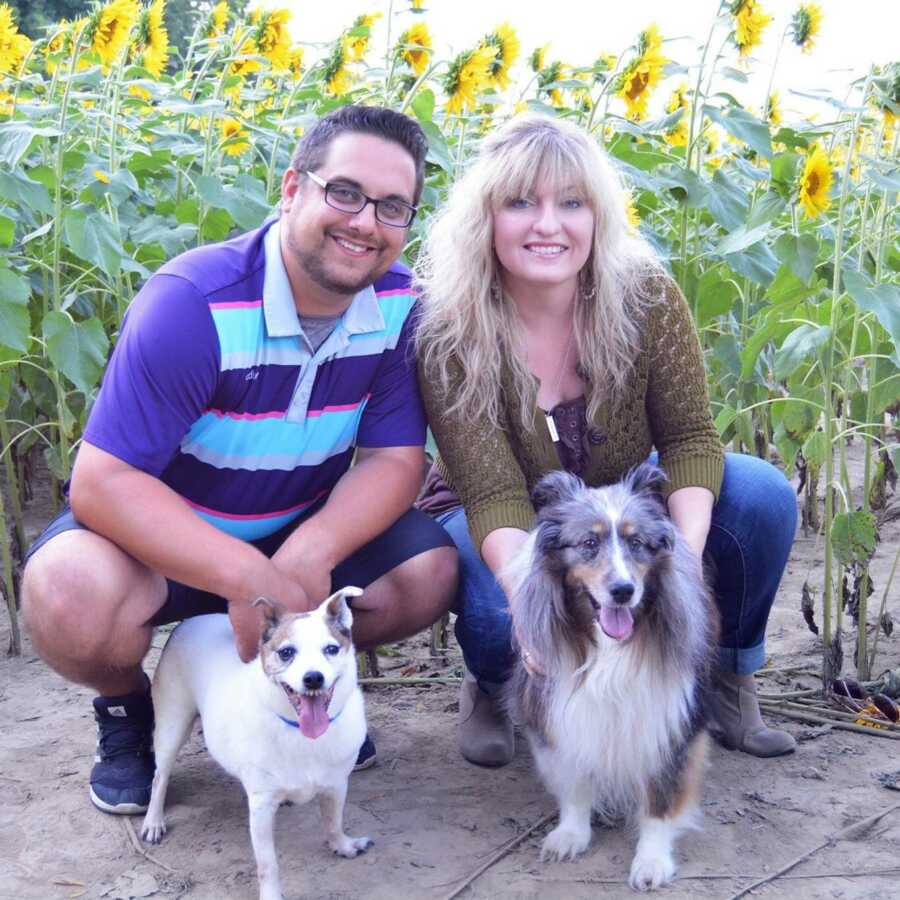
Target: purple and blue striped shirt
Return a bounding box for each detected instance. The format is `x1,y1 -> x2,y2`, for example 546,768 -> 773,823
84,220 -> 425,541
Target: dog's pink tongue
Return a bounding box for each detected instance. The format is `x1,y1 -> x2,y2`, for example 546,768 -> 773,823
297,695 -> 330,739
599,606 -> 634,640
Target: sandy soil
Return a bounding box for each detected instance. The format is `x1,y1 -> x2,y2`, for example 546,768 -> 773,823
2,455 -> 900,900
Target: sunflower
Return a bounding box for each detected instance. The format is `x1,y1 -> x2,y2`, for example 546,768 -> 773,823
764,90 -> 782,127
287,45 -> 303,80
731,0 -> 772,58
789,3 -> 822,53
663,82 -> 690,146
322,39 -> 353,95
481,23 -> 519,92
592,52 -> 616,84
86,0 -> 141,68
614,26 -> 667,122
206,1 -> 229,38
411,0 -> 424,9
398,22 -> 431,77
529,43 -> 549,74
0,3 -> 32,75
131,0 -> 168,77
343,13 -> 381,62
443,44 -> 497,116
798,143 -> 832,218
247,7 -> 291,72
624,190 -> 640,233
93,169 -> 111,183
871,63 -> 899,135
0,89 -> 13,115
219,116 -> 250,156
538,60 -> 567,107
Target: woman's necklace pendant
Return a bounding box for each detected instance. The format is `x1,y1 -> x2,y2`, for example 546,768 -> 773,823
545,412 -> 560,442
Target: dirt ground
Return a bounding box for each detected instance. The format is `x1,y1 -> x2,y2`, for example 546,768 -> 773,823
3,454 -> 900,900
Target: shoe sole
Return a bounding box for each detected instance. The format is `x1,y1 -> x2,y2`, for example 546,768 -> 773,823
352,753 -> 377,772
89,787 -> 149,815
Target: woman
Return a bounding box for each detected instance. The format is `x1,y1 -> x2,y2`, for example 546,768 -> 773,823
414,114 -> 797,767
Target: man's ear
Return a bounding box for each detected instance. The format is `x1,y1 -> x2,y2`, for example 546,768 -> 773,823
280,167 -> 302,213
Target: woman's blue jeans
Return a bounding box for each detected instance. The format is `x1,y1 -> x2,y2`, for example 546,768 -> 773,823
436,453 -> 798,685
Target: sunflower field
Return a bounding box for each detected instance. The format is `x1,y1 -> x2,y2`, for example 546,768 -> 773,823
0,0 -> 897,686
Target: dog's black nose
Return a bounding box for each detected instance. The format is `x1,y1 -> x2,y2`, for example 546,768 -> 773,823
303,671 -> 325,690
609,581 -> 635,604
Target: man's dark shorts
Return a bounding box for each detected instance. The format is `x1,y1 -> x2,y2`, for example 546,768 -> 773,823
26,505 -> 454,626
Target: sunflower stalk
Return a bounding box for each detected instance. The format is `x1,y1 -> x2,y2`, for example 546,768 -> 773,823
0,419 -> 26,557
0,475 -> 20,656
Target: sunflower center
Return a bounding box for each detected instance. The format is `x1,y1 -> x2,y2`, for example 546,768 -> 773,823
806,172 -> 820,194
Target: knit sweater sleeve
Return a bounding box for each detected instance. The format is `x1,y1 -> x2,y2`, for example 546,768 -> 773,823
418,355 -> 536,555
644,279 -> 724,500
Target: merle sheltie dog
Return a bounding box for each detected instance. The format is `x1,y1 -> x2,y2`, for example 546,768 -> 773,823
505,463 -> 717,891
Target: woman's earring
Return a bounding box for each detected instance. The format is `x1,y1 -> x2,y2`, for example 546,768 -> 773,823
490,275 -> 502,303
579,270 -> 597,303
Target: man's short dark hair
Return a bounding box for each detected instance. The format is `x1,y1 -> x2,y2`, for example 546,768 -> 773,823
290,105 -> 429,205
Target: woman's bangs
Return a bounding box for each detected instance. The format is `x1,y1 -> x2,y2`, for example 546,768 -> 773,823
488,138 -> 591,206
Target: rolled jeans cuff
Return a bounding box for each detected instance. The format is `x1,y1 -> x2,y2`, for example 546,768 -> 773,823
717,641 -> 766,676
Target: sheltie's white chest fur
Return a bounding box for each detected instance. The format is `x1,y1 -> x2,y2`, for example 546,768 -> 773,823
533,634 -> 697,816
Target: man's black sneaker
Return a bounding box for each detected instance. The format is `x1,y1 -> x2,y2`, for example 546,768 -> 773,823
353,734 -> 377,771
89,689 -> 156,814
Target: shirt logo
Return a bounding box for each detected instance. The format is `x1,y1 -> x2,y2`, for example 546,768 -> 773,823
245,368 -> 259,381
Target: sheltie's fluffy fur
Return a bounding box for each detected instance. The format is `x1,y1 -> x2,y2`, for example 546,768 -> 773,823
505,463 -> 718,891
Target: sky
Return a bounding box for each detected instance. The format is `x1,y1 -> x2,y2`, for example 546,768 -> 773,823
264,0 -> 899,122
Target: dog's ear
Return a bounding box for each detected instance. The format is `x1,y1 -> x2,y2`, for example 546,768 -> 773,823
252,596 -> 284,641
532,470 -> 584,512
627,462 -> 668,500
322,586 -> 360,635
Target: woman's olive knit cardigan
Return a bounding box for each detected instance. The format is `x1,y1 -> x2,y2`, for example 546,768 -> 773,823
417,279 -> 725,555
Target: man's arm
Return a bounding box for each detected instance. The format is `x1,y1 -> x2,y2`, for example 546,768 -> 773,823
270,444 -> 424,602
70,441 -> 311,661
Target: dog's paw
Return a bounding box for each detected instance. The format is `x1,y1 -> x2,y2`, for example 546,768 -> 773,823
330,834 -> 374,858
139,817 -> 167,845
540,824 -> 591,862
628,851 -> 676,892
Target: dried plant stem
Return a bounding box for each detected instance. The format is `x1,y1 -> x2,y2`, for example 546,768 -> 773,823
725,800 -> 900,900
757,701 -> 900,739
121,817 -> 177,874
360,676 -> 462,686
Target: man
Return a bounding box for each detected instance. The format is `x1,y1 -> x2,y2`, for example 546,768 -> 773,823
21,105 -> 458,815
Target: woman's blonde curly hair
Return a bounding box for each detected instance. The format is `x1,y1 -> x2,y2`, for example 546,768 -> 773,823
415,113 -> 666,431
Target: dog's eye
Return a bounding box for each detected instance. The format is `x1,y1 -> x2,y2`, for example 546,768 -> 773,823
628,537 -> 645,551
323,644 -> 341,657
277,646 -> 296,663
581,536 -> 599,551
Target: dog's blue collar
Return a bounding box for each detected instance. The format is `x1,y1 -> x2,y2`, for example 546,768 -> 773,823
277,704 -> 343,729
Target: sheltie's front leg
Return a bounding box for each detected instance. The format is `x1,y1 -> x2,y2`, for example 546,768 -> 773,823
534,746 -> 594,861
629,733 -> 708,892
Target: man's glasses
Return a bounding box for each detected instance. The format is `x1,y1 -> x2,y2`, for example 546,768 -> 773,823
304,170 -> 417,228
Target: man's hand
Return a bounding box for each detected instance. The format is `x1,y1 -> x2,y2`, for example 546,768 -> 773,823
227,562 -> 314,662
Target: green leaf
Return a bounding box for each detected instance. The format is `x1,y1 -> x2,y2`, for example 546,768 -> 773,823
704,104 -> 773,159
766,264 -> 820,305
774,233 -> 818,284
802,430 -> 827,468
696,267 -> 739,326
0,370 -> 11,413
770,152 -> 801,187
714,405 -> 737,436
0,170 -> 53,214
63,208 -> 125,279
655,165 -> 708,206
843,270 -> 900,365
0,123 -> 62,168
410,89 -> 435,124
704,168 -> 749,230
418,120 -> 453,172
831,511 -> 877,567
716,222 -> 770,256
42,312 -> 109,396
0,214 -> 14,246
724,241 -> 777,286
773,324 -> 831,380
196,174 -> 270,231
747,191 -> 786,228
0,268 -> 31,352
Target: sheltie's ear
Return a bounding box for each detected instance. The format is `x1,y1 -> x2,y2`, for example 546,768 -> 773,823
627,463 -> 668,500
532,470 -> 584,512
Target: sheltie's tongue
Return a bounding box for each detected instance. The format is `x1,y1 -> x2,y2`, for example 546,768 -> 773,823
296,693 -> 331,739
599,606 -> 634,641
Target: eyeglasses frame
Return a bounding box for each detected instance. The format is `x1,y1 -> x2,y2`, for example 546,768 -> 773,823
303,170 -> 417,228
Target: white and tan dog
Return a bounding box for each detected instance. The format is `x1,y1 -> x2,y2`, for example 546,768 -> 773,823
140,588 -> 372,900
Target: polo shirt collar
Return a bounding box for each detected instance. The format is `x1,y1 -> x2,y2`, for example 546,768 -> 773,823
263,220 -> 386,338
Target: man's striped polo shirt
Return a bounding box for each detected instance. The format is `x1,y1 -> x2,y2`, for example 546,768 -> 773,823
83,219 -> 425,541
